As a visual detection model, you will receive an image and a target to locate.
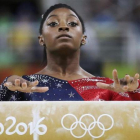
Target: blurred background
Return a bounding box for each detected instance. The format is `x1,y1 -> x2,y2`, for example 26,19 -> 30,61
0,0 -> 140,83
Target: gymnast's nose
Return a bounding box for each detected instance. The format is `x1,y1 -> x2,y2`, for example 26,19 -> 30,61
58,24 -> 69,32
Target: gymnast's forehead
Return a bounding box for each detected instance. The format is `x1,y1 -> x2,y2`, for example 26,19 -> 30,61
45,8 -> 79,21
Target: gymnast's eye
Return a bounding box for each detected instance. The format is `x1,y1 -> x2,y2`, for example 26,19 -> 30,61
68,22 -> 78,27
48,22 -> 58,27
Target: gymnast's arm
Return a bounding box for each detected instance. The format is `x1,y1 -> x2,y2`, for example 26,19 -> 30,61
0,75 -> 49,101
97,69 -> 139,93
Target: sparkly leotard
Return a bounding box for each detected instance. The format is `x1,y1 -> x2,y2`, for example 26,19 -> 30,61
0,74 -> 140,101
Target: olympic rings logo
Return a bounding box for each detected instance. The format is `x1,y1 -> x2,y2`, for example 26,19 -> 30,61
61,114 -> 114,138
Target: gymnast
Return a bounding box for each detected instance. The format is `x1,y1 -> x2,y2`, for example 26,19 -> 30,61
0,3 -> 140,101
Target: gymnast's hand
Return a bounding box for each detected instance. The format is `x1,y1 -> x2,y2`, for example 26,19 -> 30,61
96,69 -> 139,92
4,75 -> 49,93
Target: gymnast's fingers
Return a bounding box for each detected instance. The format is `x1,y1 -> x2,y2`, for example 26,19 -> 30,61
134,73 -> 139,83
21,82 -> 27,89
15,79 -> 20,86
112,69 -> 119,85
124,75 -> 131,83
31,87 -> 49,93
4,82 -> 13,88
96,82 -> 114,91
28,80 -> 39,87
122,86 -> 128,92
4,82 -> 18,91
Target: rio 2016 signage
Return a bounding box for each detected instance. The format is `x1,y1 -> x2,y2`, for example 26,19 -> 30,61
0,116 -> 47,135
0,114 -> 114,138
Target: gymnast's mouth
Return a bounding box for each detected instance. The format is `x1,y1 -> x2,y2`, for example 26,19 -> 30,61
57,34 -> 72,39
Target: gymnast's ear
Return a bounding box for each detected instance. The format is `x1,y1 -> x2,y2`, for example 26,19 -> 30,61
81,35 -> 87,45
38,35 -> 45,46
83,35 -> 87,40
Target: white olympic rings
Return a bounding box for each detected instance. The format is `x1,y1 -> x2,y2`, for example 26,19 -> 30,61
61,114 -> 114,138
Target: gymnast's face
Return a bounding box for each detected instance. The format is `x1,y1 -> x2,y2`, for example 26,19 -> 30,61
39,8 -> 86,55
